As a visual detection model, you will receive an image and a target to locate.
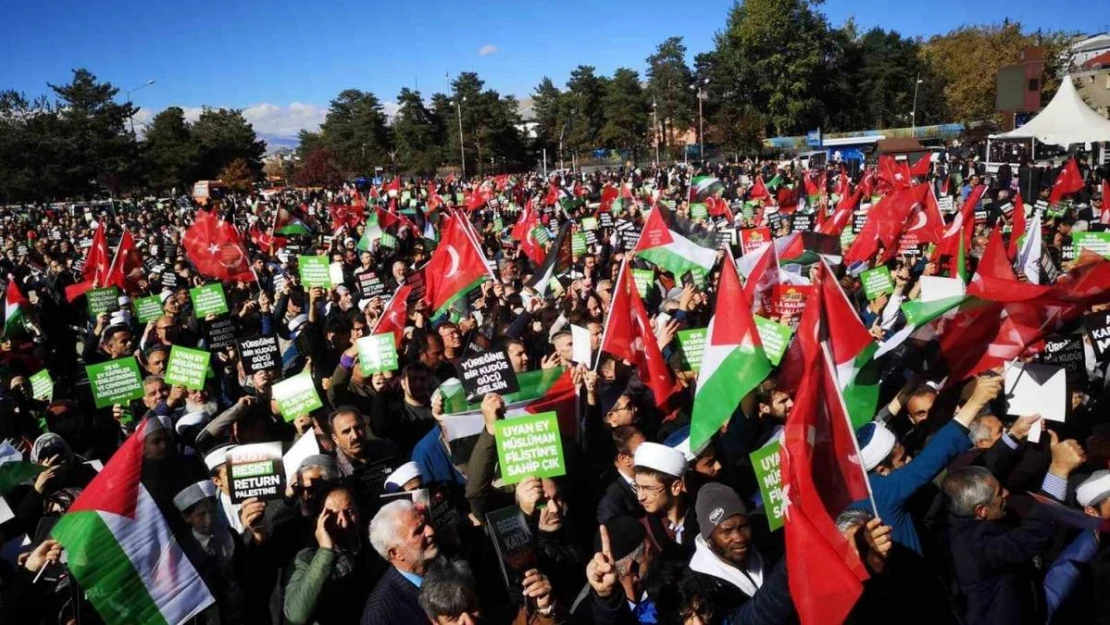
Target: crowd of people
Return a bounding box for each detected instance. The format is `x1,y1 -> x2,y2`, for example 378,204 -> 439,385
0,149 -> 1109,625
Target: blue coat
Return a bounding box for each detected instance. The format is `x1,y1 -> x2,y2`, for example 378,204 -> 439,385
852,420 -> 970,554
412,425 -> 466,485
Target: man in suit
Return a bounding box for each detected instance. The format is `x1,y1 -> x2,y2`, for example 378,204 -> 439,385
597,425 -> 644,523
361,499 -> 440,625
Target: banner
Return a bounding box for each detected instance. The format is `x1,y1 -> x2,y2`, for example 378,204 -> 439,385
164,346 -> 211,390
860,266 -> 895,300
271,372 -> 323,421
298,255 -> 333,288
739,228 -> 772,256
750,439 -> 784,531
237,336 -> 280,374
459,349 -> 519,398
134,295 -> 163,324
30,369 -> 53,401
190,283 -> 229,317
675,328 -> 707,373
754,316 -> 794,366
227,442 -> 285,504
494,411 -> 565,485
356,334 -> 399,375
86,357 -> 144,408
87,287 -> 120,317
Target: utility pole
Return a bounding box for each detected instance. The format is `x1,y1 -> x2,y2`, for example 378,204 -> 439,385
456,97 -> 466,180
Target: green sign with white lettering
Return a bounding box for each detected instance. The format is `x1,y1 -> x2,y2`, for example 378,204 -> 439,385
494,411 -> 565,485
190,283 -> 229,317
750,439 -> 784,531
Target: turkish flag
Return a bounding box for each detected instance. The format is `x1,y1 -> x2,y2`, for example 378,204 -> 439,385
329,202 -> 365,231
512,200 -> 545,266
599,262 -> 674,409
931,185 -> 987,278
65,223 -> 111,301
183,210 -> 255,283
1048,158 -> 1084,206
781,262 -> 871,625
749,176 -> 770,201
105,231 -> 145,292
421,214 -> 490,315
599,185 -> 618,212
374,284 -> 413,347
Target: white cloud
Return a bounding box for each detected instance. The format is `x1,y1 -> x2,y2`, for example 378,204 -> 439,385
478,44 -> 499,56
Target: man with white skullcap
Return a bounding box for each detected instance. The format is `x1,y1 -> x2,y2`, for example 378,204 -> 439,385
1078,470 -> 1110,519
205,443 -> 246,534
174,480 -> 245,623
633,441 -> 698,558
384,461 -> 424,493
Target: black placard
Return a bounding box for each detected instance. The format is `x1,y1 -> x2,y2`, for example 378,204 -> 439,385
766,212 -> 783,233
228,442 -> 285,504
237,335 -> 280,374
792,214 -> 813,232
599,212 -> 614,228
852,212 -> 868,234
208,318 -> 238,351
584,230 -> 597,246
405,270 -> 426,304
1084,311 -> 1110,361
1062,244 -> 1075,262
1040,334 -> 1085,384
355,270 -> 386,299
458,349 -> 519,399
485,505 -> 538,598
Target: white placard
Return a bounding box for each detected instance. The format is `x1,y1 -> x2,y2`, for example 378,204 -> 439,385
571,324 -> 592,365
283,431 -> 321,484
1005,362 -> 1066,424
919,276 -> 966,302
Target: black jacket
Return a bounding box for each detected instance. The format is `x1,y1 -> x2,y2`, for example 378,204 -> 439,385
596,477 -> 640,524
360,566 -> 425,625
947,502 -> 1055,625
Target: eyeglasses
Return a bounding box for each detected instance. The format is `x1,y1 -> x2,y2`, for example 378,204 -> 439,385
634,482 -> 666,494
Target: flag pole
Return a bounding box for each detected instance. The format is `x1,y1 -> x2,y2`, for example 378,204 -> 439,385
593,254 -> 630,373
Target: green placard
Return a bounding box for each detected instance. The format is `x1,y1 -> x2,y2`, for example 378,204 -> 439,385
1074,232 -> 1110,259
840,229 -> 857,247
572,232 -> 587,255
631,269 -> 654,298
190,283 -> 229,317
85,356 -> 144,408
676,328 -> 707,373
298,255 -> 333,288
357,334 -> 399,375
271,372 -> 323,421
30,369 -> 53,401
379,232 -> 398,249
493,216 -> 504,231
494,411 -> 565,485
860,266 -> 894,300
87,286 -> 120,317
754,315 -> 794,366
164,345 -> 211,390
690,203 -> 709,220
750,439 -> 784,531
455,192 -> 465,204
134,295 -> 164,324
401,190 -> 411,203
581,217 -> 598,231
531,226 -> 551,246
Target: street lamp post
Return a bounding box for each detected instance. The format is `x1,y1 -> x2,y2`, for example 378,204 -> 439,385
126,79 -> 156,136
690,78 -> 708,163
652,98 -> 660,165
455,97 -> 466,180
911,75 -> 924,135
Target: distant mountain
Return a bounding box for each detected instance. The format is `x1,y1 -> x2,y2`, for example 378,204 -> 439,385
260,133 -> 300,153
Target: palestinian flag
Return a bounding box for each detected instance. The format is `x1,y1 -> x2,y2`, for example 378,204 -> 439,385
600,263 -> 674,409
766,173 -> 784,190
749,176 -> 771,201
441,367 -> 579,439
52,419 -> 215,625
525,222 -> 573,298
690,176 -> 724,203
275,207 -> 312,236
3,279 -> 29,339
0,440 -> 41,495
690,251 -> 771,450
633,206 -> 717,280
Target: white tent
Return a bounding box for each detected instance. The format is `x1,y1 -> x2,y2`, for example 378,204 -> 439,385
990,76 -> 1110,147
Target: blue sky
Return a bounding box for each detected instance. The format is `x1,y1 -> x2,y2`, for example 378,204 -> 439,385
1,0 -> 1100,141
